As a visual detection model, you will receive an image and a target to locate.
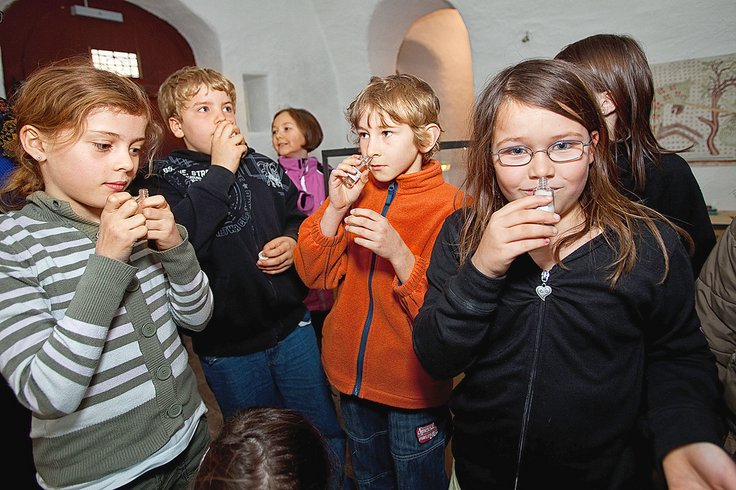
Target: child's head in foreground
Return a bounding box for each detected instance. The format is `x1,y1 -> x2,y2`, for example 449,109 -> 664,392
194,406 -> 331,490
345,73 -> 442,179
272,107 -> 324,159
2,58 -> 161,213
157,66 -> 238,154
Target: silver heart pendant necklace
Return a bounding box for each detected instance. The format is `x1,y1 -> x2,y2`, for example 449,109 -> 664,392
536,269 -> 552,301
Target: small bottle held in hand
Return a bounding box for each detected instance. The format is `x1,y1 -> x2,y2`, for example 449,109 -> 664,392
340,155 -> 373,189
135,188 -> 149,216
534,177 -> 555,213
134,189 -> 150,247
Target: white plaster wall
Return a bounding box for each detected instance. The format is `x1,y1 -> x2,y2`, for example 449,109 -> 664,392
397,9 -> 474,141
131,0 -> 734,208
129,0 -> 345,161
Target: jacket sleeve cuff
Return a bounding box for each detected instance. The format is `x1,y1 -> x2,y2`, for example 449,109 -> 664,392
153,225 -> 202,284
651,407 -> 726,462
65,254 -> 137,325
303,212 -> 346,248
448,259 -> 506,314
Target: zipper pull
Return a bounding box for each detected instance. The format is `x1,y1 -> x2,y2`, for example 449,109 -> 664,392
536,269 -> 552,301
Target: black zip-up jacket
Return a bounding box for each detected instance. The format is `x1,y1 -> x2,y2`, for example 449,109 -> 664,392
413,210 -> 724,489
614,143 -> 716,276
132,148 -> 307,356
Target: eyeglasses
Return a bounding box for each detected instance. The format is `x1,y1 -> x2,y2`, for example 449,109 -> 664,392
493,139 -> 593,167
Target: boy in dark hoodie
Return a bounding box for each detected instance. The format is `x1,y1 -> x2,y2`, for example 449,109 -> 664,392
132,66 -> 347,489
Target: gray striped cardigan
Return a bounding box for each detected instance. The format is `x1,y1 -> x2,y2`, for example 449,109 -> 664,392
0,192 -> 213,487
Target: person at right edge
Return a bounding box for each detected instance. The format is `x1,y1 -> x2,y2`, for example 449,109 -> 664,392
696,217 -> 736,459
294,74 -> 464,489
556,33 -> 716,275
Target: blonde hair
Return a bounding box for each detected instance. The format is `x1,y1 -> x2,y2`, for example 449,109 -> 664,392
158,66 -> 236,121
346,74 -> 441,162
1,58 -> 161,211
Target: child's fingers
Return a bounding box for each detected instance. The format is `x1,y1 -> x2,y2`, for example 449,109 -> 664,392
103,192 -> 138,215
349,208 -> 381,220
137,194 -> 168,209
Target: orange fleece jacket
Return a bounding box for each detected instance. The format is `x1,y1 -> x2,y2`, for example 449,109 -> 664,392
294,161 -> 464,409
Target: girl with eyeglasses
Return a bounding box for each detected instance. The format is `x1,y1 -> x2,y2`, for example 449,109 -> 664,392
413,59 -> 735,490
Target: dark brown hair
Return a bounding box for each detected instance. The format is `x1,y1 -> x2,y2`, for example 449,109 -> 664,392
194,407 -> 331,490
462,59 -> 677,286
272,108 -> 324,153
556,34 -> 663,193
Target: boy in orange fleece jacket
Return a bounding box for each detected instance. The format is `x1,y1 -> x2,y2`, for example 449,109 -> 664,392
294,74 -> 464,489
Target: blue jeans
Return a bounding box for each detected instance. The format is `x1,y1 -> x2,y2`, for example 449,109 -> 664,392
340,394 -> 450,490
199,315 -> 348,489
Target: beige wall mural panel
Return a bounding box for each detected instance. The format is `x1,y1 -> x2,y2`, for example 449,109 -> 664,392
652,53 -> 736,165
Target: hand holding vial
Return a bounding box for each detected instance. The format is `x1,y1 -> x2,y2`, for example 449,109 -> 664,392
340,155 -> 373,189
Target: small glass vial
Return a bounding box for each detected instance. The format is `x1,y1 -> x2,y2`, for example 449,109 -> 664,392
136,188 -> 149,203
340,155 -> 373,189
534,177 -> 555,213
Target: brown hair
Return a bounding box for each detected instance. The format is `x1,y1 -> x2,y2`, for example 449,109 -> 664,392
1,57 -> 161,211
272,108 -> 324,153
462,58 -> 679,286
346,74 -> 442,161
157,66 -> 236,122
194,407 -> 331,490
555,34 -> 663,193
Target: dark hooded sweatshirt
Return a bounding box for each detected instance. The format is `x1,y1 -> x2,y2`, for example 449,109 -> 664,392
132,147 -> 307,356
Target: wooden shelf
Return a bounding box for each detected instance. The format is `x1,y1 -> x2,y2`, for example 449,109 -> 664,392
710,210 -> 736,227
711,210 -> 735,240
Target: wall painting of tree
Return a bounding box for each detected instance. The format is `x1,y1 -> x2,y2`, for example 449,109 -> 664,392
652,53 -> 736,165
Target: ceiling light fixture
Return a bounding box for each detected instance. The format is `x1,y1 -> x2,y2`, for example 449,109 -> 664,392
71,1 -> 123,23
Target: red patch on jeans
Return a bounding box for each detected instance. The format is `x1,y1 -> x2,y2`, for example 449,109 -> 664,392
415,421 -> 438,444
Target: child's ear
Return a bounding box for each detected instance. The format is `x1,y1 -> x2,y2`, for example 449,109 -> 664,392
19,125 -> 47,162
588,130 -> 600,166
168,117 -> 185,138
597,92 -> 616,117
591,130 -> 600,147
420,123 -> 441,153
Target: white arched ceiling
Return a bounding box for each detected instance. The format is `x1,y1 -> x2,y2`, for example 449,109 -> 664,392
396,8 -> 472,188
366,0 -> 454,76
127,0 -> 221,70
396,8 -> 473,141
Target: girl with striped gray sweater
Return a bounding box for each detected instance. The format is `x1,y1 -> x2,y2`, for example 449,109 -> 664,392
0,59 -> 214,489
